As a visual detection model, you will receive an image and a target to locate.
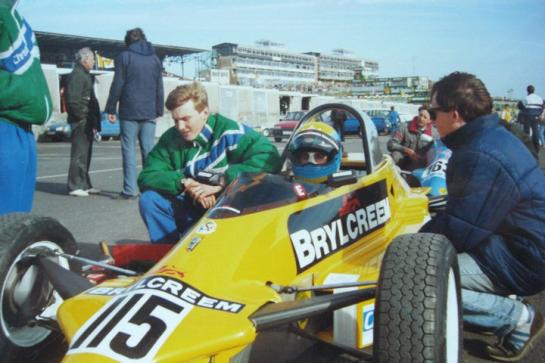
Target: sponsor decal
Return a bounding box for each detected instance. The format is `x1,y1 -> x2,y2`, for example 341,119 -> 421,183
0,20 -> 36,75
292,182 -> 307,199
187,236 -> 201,251
87,275 -> 244,314
75,277 -> 244,359
422,158 -> 448,179
157,265 -> 185,279
362,304 -> 375,346
196,221 -> 217,234
289,180 -> 390,272
68,291 -> 192,361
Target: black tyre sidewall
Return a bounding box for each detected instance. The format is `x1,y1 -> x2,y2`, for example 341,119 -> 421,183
373,233 -> 462,363
0,213 -> 76,359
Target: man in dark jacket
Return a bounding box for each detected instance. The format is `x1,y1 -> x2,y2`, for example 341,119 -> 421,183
421,72 -> 545,361
105,27 -> 164,199
66,47 -> 101,197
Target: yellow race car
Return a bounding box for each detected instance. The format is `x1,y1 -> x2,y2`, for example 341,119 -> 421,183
0,104 -> 460,362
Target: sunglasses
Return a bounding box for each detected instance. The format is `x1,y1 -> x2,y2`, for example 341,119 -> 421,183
296,150 -> 329,165
429,105 -> 454,113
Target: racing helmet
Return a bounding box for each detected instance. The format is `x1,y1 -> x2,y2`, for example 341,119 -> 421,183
288,122 -> 342,183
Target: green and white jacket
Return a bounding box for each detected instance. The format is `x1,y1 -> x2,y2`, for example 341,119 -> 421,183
0,4 -> 51,126
138,113 -> 281,195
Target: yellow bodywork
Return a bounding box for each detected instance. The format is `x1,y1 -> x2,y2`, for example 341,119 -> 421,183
57,156 -> 430,362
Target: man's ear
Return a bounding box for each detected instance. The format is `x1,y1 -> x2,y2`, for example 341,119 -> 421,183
452,109 -> 467,128
202,107 -> 209,118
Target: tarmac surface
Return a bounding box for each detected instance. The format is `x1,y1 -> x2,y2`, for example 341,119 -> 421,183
32,137 -> 545,363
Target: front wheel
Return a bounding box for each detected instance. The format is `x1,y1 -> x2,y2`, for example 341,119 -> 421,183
374,233 -> 462,363
0,213 -> 77,361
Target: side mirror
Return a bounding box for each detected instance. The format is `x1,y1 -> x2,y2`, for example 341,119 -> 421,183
327,170 -> 358,187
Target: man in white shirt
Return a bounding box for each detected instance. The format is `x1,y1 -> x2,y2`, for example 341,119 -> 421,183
518,85 -> 544,152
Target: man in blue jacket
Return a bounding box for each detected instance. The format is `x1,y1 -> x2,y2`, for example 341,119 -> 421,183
105,27 -> 164,199
421,72 -> 545,361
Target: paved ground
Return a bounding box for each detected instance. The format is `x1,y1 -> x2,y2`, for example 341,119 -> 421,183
32,138 -> 545,362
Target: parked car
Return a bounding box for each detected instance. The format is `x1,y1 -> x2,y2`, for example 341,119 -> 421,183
365,109 -> 392,134
42,119 -> 72,141
271,111 -> 305,142
41,112 -> 120,142
343,110 -> 374,135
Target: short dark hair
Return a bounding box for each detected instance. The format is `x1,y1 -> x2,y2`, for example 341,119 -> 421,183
431,71 -> 492,122
527,85 -> 535,94
418,104 -> 429,113
124,28 -> 146,46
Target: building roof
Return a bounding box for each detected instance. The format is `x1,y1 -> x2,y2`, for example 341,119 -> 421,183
35,31 -> 205,65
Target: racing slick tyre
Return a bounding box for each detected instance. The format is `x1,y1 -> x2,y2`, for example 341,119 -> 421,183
373,233 -> 462,363
0,213 -> 77,361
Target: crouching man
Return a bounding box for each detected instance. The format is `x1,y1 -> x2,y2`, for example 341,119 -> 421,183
138,82 -> 281,243
420,72 -> 545,361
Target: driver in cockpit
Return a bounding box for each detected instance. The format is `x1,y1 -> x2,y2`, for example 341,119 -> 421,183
287,122 -> 342,183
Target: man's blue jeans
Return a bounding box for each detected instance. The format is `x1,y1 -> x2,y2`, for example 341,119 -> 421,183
120,119 -> 156,196
458,253 -> 524,337
0,122 -> 37,215
538,123 -> 545,146
139,190 -> 206,243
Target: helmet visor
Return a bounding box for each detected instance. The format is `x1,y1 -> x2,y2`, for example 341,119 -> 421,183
294,150 -> 330,165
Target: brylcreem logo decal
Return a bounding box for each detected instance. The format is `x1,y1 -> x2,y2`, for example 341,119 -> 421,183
87,275 -> 244,313
73,277 -> 244,361
288,180 -> 390,272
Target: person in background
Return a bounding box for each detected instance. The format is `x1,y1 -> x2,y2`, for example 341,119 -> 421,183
330,108 -> 346,141
517,85 -> 544,152
66,47 -> 101,197
0,3 -> 52,214
105,27 -> 164,200
387,105 -> 438,170
387,106 -> 401,132
138,82 -> 281,243
421,72 -> 545,362
288,122 -> 342,183
500,104 -> 513,123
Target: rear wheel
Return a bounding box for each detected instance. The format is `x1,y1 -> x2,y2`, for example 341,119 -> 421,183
374,233 -> 462,363
0,213 -> 77,360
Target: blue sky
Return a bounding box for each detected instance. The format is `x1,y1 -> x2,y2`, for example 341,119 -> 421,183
17,0 -> 545,99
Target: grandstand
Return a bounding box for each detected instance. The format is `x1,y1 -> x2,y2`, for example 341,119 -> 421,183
212,42 -> 378,89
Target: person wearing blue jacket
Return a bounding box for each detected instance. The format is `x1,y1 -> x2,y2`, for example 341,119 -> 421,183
422,72 -> 545,361
105,27 -> 164,199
